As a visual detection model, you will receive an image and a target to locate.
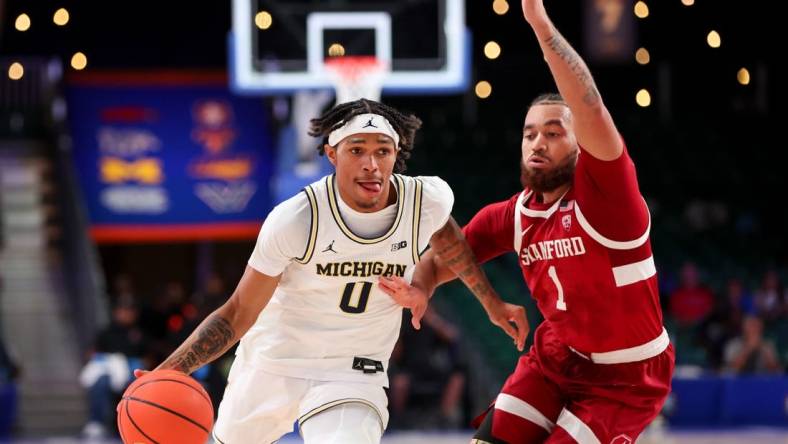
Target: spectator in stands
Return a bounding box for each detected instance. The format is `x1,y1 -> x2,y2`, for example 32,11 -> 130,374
193,271 -> 228,319
0,313 -> 20,439
0,171 -> 4,249
111,273 -> 136,303
753,270 -> 785,323
699,278 -> 755,369
723,315 -> 782,374
389,308 -> 467,430
669,262 -> 715,326
79,296 -> 149,438
140,280 -> 189,362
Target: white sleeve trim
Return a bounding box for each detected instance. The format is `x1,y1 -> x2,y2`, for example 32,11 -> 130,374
247,191 -> 314,276
416,175 -> 454,245
612,255 -> 657,287
424,176 -> 453,229
513,191 -> 527,253
246,259 -> 283,278
574,200 -> 650,250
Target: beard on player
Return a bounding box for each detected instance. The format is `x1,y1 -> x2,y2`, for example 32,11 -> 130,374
520,151 -> 578,193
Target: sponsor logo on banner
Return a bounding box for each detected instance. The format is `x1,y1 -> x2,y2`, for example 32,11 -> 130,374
188,99 -> 254,182
97,127 -> 161,157
194,181 -> 257,213
189,158 -> 253,181
191,100 -> 236,155
100,186 -> 168,213
67,79 -> 274,241
96,127 -> 167,212
189,99 -> 258,212
100,157 -> 164,185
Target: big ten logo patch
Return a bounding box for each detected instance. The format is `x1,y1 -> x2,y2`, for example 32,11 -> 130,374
391,240 -> 408,252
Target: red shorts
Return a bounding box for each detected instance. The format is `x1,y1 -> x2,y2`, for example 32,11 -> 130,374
475,322 -> 674,444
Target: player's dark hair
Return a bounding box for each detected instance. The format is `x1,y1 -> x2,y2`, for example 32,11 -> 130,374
308,98 -> 422,173
529,92 -> 567,108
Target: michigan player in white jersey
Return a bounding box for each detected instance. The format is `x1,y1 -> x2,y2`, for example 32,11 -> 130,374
139,99 -> 528,444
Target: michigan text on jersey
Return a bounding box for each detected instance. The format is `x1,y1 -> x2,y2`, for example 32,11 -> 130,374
315,261 -> 407,278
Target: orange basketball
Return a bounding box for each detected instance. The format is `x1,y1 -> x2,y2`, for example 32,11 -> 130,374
117,370 -> 214,444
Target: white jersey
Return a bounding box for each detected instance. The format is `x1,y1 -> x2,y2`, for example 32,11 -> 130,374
242,173 -> 454,386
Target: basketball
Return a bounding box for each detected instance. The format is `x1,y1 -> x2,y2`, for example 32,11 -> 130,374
116,370 -> 214,444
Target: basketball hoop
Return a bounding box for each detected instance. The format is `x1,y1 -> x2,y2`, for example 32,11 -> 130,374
325,56 -> 388,104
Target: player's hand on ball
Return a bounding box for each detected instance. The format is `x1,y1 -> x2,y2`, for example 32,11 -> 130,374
378,276 -> 429,330
485,300 -> 529,352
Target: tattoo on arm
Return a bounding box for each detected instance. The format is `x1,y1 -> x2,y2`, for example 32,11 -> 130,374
544,30 -> 600,106
431,221 -> 497,305
164,316 -> 235,374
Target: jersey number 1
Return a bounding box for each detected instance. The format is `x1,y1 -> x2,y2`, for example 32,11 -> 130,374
340,281 -> 372,314
548,266 -> 567,311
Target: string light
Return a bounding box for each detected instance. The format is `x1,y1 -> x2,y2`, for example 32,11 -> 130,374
475,81 -> 492,99
484,41 -> 501,60
54,8 -> 70,26
636,89 -> 651,107
15,14 -> 31,32
255,11 -> 273,30
9,62 -> 24,80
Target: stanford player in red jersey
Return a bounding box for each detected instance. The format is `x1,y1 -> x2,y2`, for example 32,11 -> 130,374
379,0 -> 675,443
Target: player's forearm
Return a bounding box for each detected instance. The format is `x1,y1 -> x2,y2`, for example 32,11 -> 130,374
528,13 -> 622,160
411,249 -> 459,297
429,218 -> 501,308
410,250 -> 441,297
157,266 -> 279,374
532,20 -> 601,110
157,296 -> 259,374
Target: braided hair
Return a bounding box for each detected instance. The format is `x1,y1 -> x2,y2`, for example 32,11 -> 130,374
308,98 -> 422,173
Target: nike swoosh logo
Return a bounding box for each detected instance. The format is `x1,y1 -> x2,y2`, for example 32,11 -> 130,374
522,224 -> 533,237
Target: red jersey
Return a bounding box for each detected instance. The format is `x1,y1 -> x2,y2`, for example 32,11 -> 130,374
464,144 -> 666,355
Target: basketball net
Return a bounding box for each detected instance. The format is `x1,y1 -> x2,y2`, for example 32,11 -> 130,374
325,56 -> 388,105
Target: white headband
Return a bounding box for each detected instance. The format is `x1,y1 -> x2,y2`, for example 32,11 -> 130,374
327,113 -> 400,148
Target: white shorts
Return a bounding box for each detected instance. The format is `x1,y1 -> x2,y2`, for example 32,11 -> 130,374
213,359 -> 389,444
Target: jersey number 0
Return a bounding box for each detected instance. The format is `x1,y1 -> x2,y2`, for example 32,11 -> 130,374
340,281 -> 372,313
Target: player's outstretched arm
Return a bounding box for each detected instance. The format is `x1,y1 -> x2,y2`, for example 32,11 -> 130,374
153,266 -> 280,375
522,0 -> 622,160
381,217 -> 528,350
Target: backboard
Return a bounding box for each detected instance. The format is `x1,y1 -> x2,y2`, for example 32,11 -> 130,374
230,0 -> 470,96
